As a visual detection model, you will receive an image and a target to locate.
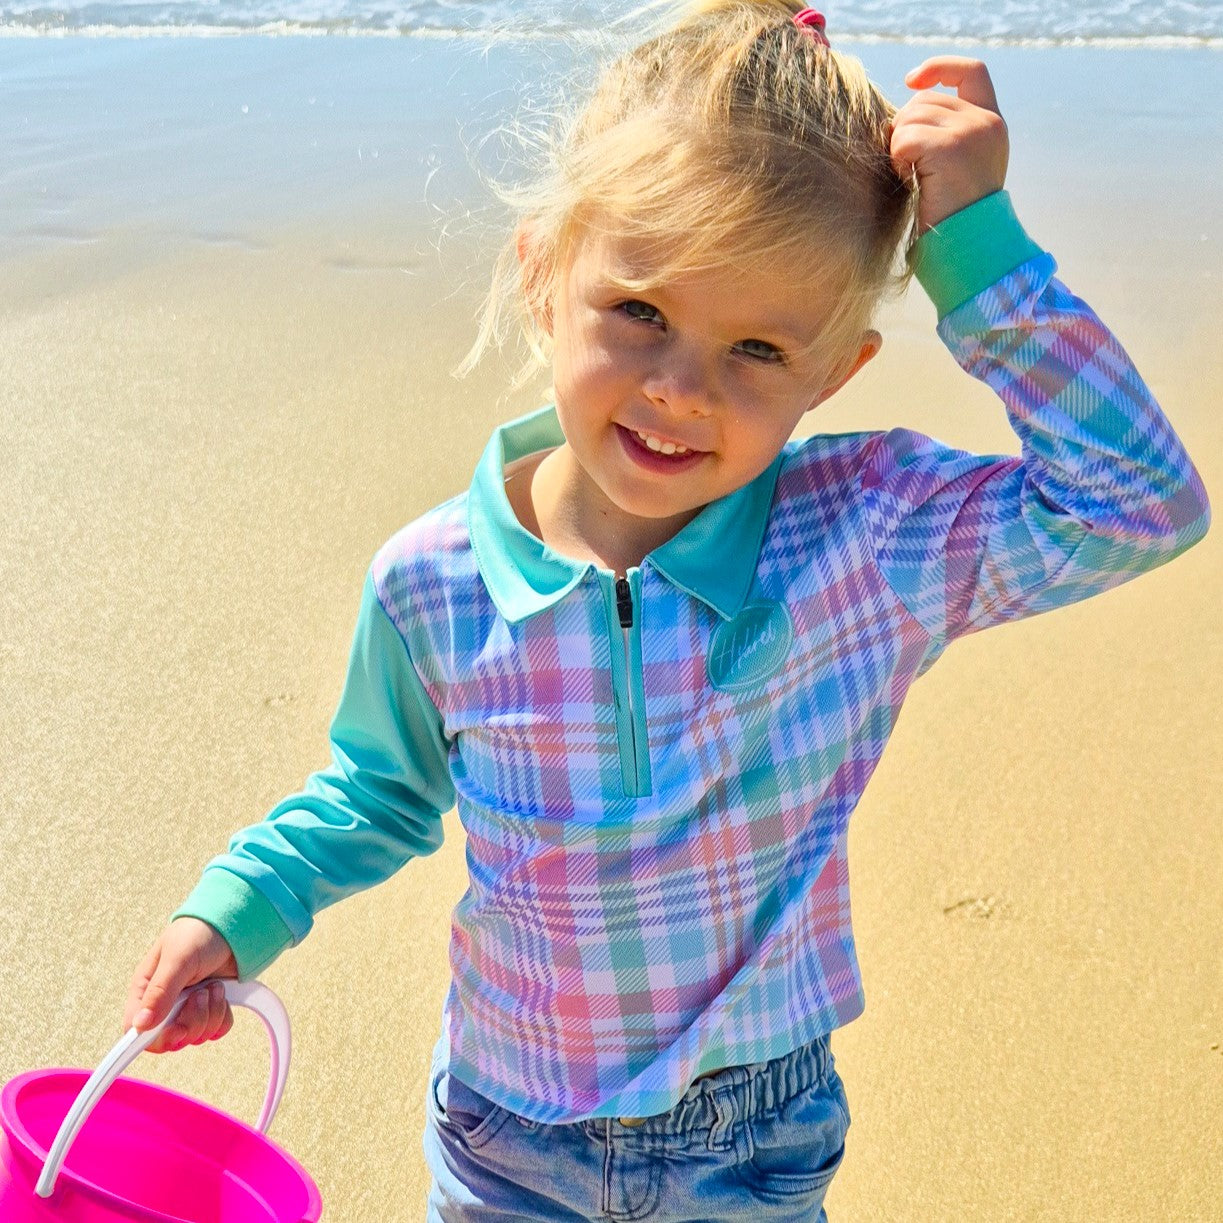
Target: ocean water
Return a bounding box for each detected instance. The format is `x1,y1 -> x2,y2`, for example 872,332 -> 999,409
0,3 -> 1218,283
1,0 -> 1221,43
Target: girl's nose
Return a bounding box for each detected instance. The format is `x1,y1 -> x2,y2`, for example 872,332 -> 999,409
641,348 -> 716,417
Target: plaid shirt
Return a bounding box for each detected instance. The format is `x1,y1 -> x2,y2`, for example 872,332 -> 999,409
176,194 -> 1209,1122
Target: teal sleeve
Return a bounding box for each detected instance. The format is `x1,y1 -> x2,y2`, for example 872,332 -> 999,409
909,190 -> 1046,319
172,568 -> 455,978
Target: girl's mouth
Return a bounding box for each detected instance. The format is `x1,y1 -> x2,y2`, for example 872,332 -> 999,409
615,424 -> 706,474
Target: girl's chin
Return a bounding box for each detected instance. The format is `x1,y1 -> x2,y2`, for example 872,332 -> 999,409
600,481 -> 710,533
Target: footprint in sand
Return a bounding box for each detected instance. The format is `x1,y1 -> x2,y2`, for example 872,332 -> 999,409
264,693 -> 297,709
942,895 -> 1008,920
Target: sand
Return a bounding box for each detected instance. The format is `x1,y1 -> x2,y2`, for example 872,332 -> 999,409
1,33 -> 1220,1221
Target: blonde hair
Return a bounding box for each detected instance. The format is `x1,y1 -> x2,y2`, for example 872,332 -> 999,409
464,0 -> 917,388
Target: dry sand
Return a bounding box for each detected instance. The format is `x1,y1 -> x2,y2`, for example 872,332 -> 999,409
1,35 -> 1220,1221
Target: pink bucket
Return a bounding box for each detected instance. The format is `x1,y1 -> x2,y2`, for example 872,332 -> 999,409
0,980 -> 322,1222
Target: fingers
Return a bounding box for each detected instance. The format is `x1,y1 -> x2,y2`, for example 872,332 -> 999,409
124,941 -> 162,1030
889,66 -> 1008,177
138,979 -> 234,1055
132,940 -> 201,1035
897,90 -> 975,120
888,119 -> 957,178
154,981 -> 234,1054
123,918 -> 240,1054
903,56 -> 1000,114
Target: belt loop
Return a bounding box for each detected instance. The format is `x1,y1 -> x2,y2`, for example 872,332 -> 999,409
706,1086 -> 735,1151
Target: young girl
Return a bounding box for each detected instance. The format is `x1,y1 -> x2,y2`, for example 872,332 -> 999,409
123,2 -> 1209,1219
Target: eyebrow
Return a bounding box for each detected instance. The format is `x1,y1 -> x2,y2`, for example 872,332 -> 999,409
728,313 -> 818,352
757,319 -> 810,347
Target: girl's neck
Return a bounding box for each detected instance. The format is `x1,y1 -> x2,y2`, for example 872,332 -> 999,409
505,444 -> 698,575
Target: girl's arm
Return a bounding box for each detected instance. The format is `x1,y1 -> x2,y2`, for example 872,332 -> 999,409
169,567 -> 456,978
859,191 -> 1209,645
859,57 -> 1209,646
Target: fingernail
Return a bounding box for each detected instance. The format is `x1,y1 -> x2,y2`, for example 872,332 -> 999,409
135,1008 -> 154,1028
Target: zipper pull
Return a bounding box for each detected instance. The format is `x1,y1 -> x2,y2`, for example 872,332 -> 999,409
615,576 -> 634,629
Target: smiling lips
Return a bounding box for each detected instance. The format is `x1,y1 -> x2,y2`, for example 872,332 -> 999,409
616,424 -> 706,471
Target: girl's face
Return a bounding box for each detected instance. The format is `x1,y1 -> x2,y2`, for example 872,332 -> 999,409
546,228 -> 879,545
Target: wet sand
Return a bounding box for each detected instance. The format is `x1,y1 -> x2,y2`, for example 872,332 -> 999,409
1,34 -> 1220,1220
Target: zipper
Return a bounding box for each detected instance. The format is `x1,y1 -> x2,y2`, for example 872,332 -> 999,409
615,576 -> 638,788
601,570 -> 651,797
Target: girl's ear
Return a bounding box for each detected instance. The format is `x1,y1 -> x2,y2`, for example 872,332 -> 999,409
516,221 -> 554,337
811,330 -> 882,407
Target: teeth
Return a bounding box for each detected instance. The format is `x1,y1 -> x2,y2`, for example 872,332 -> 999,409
635,429 -> 688,455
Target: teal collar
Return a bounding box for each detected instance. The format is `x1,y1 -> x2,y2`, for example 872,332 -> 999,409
467,405 -> 783,624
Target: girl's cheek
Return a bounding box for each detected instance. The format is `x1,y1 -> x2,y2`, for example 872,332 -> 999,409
572,338 -> 627,382
556,348 -> 612,403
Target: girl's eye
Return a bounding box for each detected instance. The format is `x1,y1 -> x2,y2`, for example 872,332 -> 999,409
735,338 -> 784,363
619,299 -> 663,325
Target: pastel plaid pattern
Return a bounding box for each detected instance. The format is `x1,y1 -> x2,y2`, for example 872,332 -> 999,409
365,253 -> 1208,1122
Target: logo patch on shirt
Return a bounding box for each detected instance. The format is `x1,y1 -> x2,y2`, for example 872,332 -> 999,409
706,601 -> 793,693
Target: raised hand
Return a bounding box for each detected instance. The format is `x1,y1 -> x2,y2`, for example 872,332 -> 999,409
890,57 -> 1010,233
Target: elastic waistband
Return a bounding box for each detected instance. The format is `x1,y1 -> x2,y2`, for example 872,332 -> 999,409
593,1031 -> 835,1139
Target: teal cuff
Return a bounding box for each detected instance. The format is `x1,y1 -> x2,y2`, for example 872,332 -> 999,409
172,867 -> 296,979
910,191 -> 1046,319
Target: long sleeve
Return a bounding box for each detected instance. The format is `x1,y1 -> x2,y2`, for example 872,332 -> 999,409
860,192 -> 1210,648
172,567 -> 456,977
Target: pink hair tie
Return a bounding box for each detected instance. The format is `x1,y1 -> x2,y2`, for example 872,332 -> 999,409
792,7 -> 830,46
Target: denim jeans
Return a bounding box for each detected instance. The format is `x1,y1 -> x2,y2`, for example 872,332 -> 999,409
423,1031 -> 850,1221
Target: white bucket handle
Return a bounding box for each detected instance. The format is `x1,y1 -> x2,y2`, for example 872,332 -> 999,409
35,978 -> 290,1200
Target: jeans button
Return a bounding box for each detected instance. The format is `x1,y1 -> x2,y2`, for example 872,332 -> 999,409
618,1116 -> 647,1127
